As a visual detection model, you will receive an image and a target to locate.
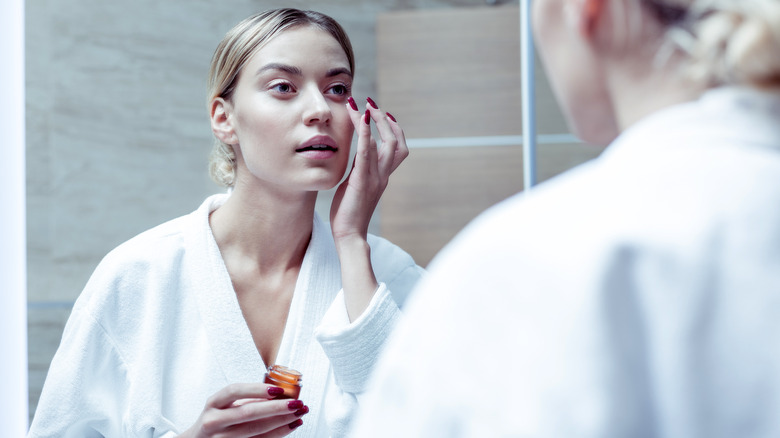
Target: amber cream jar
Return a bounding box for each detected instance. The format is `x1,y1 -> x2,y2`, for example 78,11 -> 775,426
264,365 -> 302,400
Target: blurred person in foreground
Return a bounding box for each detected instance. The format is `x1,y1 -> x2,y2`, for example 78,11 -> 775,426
350,0 -> 780,436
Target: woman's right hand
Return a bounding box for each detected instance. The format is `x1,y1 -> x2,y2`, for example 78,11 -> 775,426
178,383 -> 309,437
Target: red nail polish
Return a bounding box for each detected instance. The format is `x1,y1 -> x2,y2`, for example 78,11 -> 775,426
294,405 -> 309,417
289,419 -> 304,430
367,97 -> 378,109
288,400 -> 304,410
364,109 -> 371,125
347,96 -> 357,111
386,112 -> 397,122
268,386 -> 285,396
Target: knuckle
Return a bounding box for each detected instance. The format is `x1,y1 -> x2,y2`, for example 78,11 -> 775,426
224,383 -> 240,399
201,415 -> 222,434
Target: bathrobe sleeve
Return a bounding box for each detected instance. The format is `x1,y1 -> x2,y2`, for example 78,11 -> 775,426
314,236 -> 426,437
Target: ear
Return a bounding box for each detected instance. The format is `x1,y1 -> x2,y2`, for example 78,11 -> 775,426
579,0 -> 607,38
210,97 -> 238,145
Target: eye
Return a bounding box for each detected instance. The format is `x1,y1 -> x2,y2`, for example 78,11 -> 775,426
270,82 -> 295,94
328,84 -> 350,96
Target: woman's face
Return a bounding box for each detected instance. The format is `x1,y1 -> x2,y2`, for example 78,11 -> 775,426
223,25 -> 354,192
532,0 -> 619,145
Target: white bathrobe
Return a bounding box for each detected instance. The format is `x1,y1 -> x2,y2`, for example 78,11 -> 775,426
351,87 -> 780,437
28,194 -> 425,438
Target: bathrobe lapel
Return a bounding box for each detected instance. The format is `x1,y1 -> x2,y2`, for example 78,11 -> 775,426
275,214 -> 341,436
190,195 -> 340,435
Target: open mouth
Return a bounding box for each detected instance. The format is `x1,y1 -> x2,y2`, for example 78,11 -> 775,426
296,144 -> 337,153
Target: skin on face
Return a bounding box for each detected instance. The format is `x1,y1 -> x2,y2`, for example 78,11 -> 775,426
218,25 -> 355,194
532,0 -> 620,145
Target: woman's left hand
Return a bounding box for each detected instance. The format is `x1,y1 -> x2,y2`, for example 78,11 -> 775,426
329,97 -> 408,243
329,97 -> 408,321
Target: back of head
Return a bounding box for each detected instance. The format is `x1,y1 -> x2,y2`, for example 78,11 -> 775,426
649,0 -> 780,88
205,8 -> 355,187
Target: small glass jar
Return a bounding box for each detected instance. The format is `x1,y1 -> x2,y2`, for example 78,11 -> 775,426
264,365 -> 303,400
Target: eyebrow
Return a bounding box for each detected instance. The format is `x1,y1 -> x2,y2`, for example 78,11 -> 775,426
325,67 -> 353,79
256,63 -> 352,79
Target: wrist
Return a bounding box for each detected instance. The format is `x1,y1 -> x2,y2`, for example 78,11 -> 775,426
334,233 -> 370,255
334,236 -> 379,321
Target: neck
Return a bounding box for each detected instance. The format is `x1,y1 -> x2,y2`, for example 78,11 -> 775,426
209,180 -> 318,274
607,52 -> 705,132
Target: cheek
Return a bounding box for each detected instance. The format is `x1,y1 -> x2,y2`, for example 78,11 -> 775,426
236,109 -> 286,148
333,107 -> 355,145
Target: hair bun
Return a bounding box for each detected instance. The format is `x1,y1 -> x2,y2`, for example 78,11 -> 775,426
686,0 -> 780,87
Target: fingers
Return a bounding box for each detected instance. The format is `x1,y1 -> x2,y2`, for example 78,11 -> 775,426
364,98 -> 409,176
207,383 -> 281,409
346,97 -> 378,179
346,96 -> 363,129
345,96 -> 409,178
224,402 -> 308,436
199,394 -> 310,436
385,113 -> 409,172
253,418 -> 304,438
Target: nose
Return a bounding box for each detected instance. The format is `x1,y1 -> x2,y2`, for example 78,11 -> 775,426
302,86 -> 332,125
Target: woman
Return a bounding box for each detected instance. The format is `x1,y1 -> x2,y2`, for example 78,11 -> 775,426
351,0 -> 780,436
28,8 -> 424,438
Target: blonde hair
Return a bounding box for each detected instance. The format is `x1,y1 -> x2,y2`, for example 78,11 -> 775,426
645,0 -> 780,88
206,9 -> 355,187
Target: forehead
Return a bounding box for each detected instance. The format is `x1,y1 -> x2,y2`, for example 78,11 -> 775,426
248,25 -> 350,71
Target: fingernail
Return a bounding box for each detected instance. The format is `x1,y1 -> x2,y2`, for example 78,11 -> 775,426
268,386 -> 285,396
288,400 -> 304,410
386,112 -> 397,122
294,405 -> 309,417
289,419 -> 304,430
367,97 -> 378,109
347,96 -> 358,111
364,109 -> 370,125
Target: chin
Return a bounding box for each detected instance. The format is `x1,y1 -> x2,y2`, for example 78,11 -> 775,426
309,175 -> 344,191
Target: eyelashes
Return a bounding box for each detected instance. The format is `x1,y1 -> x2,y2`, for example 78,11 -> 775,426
329,84 -> 351,96
270,82 -> 294,93
267,81 -> 352,98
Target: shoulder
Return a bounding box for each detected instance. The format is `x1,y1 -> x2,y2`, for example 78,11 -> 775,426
93,194 -> 225,280
76,196 -> 221,316
93,213 -> 191,284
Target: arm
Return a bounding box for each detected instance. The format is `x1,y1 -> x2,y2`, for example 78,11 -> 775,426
330,96 -> 409,322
